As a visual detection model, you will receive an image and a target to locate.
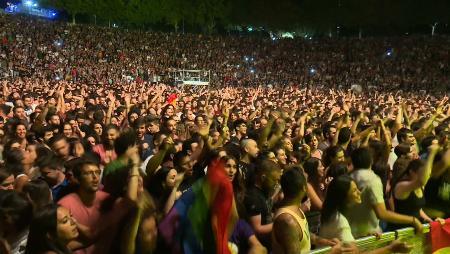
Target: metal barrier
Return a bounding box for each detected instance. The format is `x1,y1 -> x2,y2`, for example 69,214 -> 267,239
309,224 -> 431,254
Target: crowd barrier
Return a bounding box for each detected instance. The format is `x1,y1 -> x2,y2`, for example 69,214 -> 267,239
309,224 -> 431,254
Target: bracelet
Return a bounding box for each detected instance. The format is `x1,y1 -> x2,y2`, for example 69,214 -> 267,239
412,217 -> 416,224
129,174 -> 140,178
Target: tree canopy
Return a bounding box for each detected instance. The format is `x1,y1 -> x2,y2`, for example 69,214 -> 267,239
38,0 -> 450,34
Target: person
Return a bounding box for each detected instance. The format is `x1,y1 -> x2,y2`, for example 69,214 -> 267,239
344,147 -> 423,238
320,175 -> 362,242
4,147 -> 35,191
272,168 -> 336,254
387,144 -> 443,230
58,157 -> 139,254
424,147 -> 450,218
220,155 -> 247,216
11,121 -> 28,150
38,156 -> 69,202
304,134 -> 322,160
25,205 -> 79,254
146,166 -> 181,215
0,168 -> 14,190
244,159 -> 281,249
92,124 -> 119,166
229,219 -> 267,254
239,139 -> 259,187
121,200 -> 159,254
318,123 -> 337,152
303,157 -> 326,211
217,155 -> 266,253
0,191 -> 33,254
230,119 -> 248,145
49,135 -> 71,162
22,179 -> 53,211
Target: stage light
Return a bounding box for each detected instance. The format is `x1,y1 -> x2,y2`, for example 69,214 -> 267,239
386,48 -> 393,56
24,0 -> 33,6
310,68 -> 316,74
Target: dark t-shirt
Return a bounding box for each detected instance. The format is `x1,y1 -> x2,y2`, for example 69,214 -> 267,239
244,186 -> 273,249
244,186 -> 272,225
239,161 -> 255,187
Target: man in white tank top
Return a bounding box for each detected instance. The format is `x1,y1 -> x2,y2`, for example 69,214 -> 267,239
272,168 -> 337,253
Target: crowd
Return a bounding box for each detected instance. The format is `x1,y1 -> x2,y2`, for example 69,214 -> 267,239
0,13 -> 450,254
1,15 -> 450,91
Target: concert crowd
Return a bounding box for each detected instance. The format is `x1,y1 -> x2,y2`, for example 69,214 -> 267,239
0,14 -> 450,254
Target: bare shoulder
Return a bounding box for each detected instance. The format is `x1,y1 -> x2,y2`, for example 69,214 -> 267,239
275,213 -> 297,225
274,212 -> 301,233
273,212 -> 303,252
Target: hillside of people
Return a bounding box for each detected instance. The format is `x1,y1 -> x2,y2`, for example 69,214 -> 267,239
0,13 -> 450,254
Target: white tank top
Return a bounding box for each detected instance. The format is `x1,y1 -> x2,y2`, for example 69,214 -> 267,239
272,207 -> 311,253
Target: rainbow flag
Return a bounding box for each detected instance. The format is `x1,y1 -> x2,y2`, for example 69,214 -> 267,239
159,159 -> 237,254
430,218 -> 450,254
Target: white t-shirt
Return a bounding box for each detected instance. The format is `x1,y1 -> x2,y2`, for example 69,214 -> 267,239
345,169 -> 384,238
319,212 -> 355,243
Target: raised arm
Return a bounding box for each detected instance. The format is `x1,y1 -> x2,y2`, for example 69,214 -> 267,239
145,137 -> 174,176
105,92 -> 116,125
257,111 -> 277,149
394,144 -> 439,200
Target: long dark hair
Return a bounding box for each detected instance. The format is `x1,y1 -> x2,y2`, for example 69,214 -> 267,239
219,155 -> 246,217
22,179 -> 52,211
25,204 -> 72,254
303,157 -> 322,185
390,159 -> 424,197
4,147 -> 25,176
321,175 -> 353,224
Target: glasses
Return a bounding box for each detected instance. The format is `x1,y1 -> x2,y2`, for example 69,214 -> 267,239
82,170 -> 101,177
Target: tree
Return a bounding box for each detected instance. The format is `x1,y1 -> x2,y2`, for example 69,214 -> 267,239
40,0 -> 90,24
